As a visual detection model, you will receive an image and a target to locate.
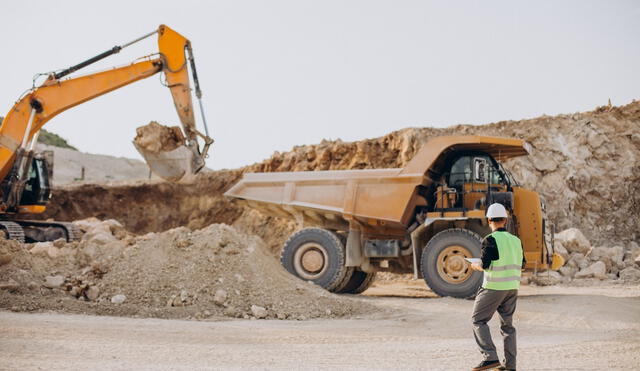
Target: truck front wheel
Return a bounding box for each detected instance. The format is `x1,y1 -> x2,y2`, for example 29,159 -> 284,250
420,228 -> 483,299
280,228 -> 352,292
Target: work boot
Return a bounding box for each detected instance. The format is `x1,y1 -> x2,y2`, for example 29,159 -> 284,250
496,366 -> 516,370
471,360 -> 501,370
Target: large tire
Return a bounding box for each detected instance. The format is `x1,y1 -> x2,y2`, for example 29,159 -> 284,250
338,270 -> 377,294
420,228 -> 483,299
280,228 -> 352,292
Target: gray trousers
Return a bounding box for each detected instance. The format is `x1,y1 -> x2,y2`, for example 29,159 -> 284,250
472,287 -> 518,369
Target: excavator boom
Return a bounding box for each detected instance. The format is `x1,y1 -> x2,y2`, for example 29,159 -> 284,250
0,25 -> 212,217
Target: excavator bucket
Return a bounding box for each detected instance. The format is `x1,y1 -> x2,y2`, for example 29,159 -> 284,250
133,122 -> 205,182
134,143 -> 204,182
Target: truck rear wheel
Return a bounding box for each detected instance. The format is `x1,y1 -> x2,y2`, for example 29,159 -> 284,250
337,270 -> 376,294
280,228 -> 351,292
420,228 -> 483,299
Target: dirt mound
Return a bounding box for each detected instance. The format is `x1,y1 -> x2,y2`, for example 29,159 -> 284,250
34,101 -> 640,252
0,218 -> 373,319
134,121 -> 184,153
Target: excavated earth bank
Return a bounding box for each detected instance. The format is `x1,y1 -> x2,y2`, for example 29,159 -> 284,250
38,101 -> 640,250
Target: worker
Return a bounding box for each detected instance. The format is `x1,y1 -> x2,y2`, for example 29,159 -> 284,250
469,203 -> 525,371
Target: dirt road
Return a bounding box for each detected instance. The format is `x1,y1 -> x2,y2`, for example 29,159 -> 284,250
1,284 -> 638,370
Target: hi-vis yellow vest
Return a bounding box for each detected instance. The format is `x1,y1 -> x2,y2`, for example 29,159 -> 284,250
482,231 -> 523,290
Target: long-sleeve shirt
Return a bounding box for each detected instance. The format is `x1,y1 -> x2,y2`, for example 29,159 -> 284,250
481,228 -> 527,270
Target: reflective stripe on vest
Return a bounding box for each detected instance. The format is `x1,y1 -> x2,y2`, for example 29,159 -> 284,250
482,231 -> 523,290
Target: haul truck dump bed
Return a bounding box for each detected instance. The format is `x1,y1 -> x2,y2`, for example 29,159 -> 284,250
226,135 -> 560,298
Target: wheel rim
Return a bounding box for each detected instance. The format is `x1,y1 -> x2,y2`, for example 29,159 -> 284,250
436,245 -> 473,284
293,242 -> 329,280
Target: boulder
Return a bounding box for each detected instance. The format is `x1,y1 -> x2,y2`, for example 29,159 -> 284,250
619,267 -> 640,282
84,231 -> 118,246
531,271 -> 562,286
172,296 -> 185,307
77,239 -> 125,267
223,306 -> 238,318
0,254 -> 12,266
111,294 -> 126,304
567,253 -> 586,269
179,289 -> 190,304
213,289 -> 227,306
80,219 -> 130,246
102,219 -> 128,240
574,261 -> 607,279
558,266 -> 578,278
0,279 -> 20,292
555,228 -> 591,254
588,246 -> 608,261
553,241 -> 569,261
52,238 -> 67,248
73,217 -> 102,232
86,286 -> 100,301
533,152 -> 558,172
30,242 -> 54,256
134,121 -> 184,153
46,245 -> 62,258
588,246 -> 625,271
251,305 -> 268,319
69,286 -> 80,297
44,275 -> 65,288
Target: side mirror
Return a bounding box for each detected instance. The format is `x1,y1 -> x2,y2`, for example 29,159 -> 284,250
474,158 -> 487,182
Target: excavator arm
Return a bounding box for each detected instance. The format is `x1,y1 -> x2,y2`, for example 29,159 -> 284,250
0,24 -> 212,212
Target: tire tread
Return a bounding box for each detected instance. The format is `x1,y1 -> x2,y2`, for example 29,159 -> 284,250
420,228 -> 483,299
280,228 -> 350,292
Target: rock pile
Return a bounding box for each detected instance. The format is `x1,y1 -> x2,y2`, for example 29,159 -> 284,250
0,218 -> 373,320
531,228 -> 640,286
133,121 -> 184,153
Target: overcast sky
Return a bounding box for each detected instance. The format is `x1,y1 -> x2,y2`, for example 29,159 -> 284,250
2,1 -> 639,169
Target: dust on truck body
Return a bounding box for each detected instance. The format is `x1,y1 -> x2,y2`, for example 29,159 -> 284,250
225,135 -> 557,298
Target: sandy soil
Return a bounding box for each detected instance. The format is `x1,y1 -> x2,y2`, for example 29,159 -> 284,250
1,284 -> 638,371
0,223 -> 373,320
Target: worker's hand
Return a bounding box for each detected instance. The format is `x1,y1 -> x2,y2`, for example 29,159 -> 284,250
470,263 -> 483,272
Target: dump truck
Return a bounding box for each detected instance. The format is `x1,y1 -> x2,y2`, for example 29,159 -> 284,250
225,135 -> 561,298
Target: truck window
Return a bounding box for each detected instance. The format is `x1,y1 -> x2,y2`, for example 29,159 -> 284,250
449,157 -> 472,187
449,155 -> 504,187
474,158 -> 487,182
478,155 -> 503,185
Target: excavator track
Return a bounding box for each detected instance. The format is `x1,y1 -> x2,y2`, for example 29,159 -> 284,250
58,222 -> 83,242
0,221 -> 26,242
14,220 -> 83,242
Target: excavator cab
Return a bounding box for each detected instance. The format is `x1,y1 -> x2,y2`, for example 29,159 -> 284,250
19,153 -> 52,207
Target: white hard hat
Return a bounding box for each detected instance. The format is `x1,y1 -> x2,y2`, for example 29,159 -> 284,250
486,203 -> 508,219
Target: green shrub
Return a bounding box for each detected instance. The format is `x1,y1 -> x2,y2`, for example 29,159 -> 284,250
0,117 -> 77,150
37,129 -> 77,150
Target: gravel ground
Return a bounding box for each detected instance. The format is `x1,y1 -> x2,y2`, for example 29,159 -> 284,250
1,285 -> 638,371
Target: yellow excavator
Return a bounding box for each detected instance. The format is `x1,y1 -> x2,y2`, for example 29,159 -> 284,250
0,24 -> 212,242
